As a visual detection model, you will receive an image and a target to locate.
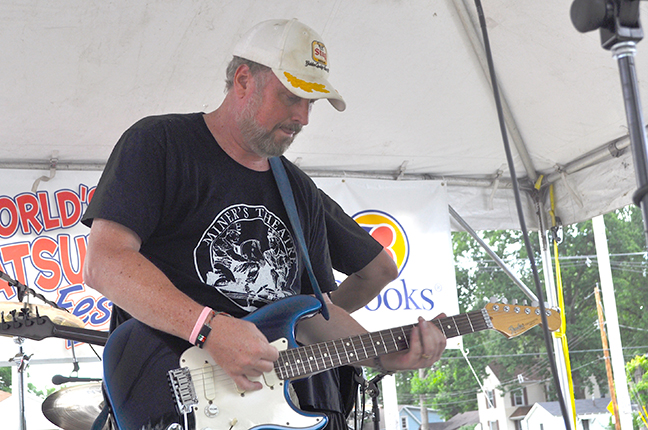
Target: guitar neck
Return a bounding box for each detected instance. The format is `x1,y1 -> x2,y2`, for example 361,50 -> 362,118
274,309 -> 492,380
51,324 -> 110,346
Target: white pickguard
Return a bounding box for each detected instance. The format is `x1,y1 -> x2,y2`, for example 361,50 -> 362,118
179,338 -> 325,430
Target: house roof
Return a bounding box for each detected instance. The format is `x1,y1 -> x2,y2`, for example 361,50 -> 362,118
534,398 -> 611,417
428,411 -> 480,430
510,406 -> 533,420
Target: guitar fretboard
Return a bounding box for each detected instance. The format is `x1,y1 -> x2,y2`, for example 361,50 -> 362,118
274,309 -> 492,380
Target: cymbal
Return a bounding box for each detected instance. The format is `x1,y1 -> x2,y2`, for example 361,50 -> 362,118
42,383 -> 104,430
0,301 -> 85,328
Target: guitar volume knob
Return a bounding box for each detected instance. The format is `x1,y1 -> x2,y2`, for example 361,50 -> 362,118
204,402 -> 219,418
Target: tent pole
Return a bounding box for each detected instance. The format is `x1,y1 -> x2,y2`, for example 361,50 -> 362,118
448,205 -> 537,302
538,229 -> 577,428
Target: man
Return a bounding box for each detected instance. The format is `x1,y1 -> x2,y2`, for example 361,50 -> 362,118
83,18 -> 445,429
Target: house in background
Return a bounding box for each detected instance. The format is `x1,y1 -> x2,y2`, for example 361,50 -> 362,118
477,365 -> 549,430
523,397 -> 612,430
373,405 -> 443,430
429,410 -> 481,430
397,405 -> 443,430
476,364 -> 611,430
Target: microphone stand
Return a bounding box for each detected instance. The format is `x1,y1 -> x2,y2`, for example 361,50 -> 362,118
9,337 -> 32,430
365,374 -> 385,430
571,0 -> 648,245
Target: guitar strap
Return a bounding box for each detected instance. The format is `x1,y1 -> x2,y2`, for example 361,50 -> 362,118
269,156 -> 330,320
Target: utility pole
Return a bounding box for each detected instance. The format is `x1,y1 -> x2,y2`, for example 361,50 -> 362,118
419,368 -> 429,430
595,286 -> 621,430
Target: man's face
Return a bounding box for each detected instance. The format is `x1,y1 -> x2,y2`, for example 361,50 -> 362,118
236,71 -> 313,158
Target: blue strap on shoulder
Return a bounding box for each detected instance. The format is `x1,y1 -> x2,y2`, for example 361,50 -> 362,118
269,156 -> 330,320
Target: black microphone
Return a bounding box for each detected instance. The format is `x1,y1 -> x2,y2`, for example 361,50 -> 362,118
51,374 -> 102,385
570,0 -> 610,33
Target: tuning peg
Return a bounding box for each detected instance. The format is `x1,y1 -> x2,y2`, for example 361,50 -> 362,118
512,299 -> 518,305
523,300 -> 528,306
502,298 -> 508,304
531,301 -> 539,308
490,297 -> 498,303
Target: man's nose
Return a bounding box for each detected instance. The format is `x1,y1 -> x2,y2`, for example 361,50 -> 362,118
292,99 -> 310,126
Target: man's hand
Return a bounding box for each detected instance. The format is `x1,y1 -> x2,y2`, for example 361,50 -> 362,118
379,314 -> 447,371
204,315 -> 280,392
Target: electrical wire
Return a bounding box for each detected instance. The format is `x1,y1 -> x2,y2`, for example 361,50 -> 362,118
471,1 -> 572,429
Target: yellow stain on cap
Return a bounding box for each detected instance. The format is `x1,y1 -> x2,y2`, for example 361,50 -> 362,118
284,72 -> 330,94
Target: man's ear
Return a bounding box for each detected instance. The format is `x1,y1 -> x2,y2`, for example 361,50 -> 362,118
233,64 -> 252,97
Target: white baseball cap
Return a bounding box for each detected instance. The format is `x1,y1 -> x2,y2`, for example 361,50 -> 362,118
233,19 -> 346,112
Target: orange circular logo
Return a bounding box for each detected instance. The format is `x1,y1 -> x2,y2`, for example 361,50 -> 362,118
353,210 -> 409,275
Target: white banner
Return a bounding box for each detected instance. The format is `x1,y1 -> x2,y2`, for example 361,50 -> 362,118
315,178 -> 460,348
0,170 -> 104,365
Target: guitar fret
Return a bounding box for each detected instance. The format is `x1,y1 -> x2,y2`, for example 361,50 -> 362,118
315,343 -> 327,371
347,337 -> 359,363
465,313 -> 476,333
377,331 -> 390,354
357,333 -> 371,361
332,339 -> 344,367
369,332 -> 379,358
437,320 -> 447,337
449,315 -> 459,337
305,345 -> 316,373
324,342 -> 336,368
464,314 -> 475,333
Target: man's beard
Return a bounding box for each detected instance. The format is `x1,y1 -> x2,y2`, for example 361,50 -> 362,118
237,91 -> 302,158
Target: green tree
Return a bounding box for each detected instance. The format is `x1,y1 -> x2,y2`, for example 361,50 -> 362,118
409,205 -> 648,419
0,367 -> 11,393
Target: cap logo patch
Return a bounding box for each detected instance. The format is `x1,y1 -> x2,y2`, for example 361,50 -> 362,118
284,72 -> 330,94
311,41 -> 327,65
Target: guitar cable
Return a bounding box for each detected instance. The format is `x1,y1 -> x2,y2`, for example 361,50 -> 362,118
472,1 -> 572,429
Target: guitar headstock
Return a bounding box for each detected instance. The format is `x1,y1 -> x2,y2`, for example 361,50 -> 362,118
484,300 -> 561,339
0,313 -> 55,341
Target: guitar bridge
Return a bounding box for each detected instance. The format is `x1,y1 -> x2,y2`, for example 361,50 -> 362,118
168,367 -> 198,415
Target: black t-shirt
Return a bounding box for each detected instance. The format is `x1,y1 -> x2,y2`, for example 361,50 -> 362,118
82,113 -> 336,318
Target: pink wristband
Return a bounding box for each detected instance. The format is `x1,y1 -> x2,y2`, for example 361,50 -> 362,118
189,306 -> 213,345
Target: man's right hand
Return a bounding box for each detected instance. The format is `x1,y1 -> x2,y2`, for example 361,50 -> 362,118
204,314 -> 280,392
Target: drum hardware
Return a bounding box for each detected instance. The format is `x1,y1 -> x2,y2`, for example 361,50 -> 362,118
42,382 -> 105,430
8,337 -> 31,430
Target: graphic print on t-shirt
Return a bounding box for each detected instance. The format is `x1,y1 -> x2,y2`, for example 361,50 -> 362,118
194,204 -> 298,312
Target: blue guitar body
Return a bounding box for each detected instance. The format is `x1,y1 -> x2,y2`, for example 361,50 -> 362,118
103,295 -> 327,430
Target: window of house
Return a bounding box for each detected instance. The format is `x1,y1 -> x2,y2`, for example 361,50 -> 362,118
486,390 -> 497,408
582,419 -> 590,430
401,416 -> 408,430
488,420 -> 499,430
512,388 -> 526,406
514,421 -> 523,430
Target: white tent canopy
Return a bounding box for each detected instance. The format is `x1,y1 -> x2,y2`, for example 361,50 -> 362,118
1,0 -> 646,230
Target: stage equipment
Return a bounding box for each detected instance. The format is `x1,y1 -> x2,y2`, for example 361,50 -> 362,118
0,301 -> 85,328
571,0 -> 648,244
8,337 -> 31,430
0,272 -> 109,429
42,383 -> 105,430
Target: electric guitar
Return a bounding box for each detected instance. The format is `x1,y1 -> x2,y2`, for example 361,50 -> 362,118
102,296 -> 560,430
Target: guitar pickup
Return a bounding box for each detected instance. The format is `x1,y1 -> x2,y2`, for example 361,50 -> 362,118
168,367 -> 199,415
